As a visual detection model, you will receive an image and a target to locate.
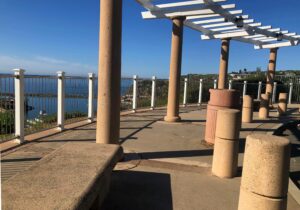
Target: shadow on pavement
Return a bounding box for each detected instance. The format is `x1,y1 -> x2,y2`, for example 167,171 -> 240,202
102,170 -> 173,210
131,149 -> 213,160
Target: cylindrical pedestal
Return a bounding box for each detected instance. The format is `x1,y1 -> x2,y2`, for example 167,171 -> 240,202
278,93 -> 287,116
238,134 -> 290,210
242,95 -> 253,123
212,109 -> 241,178
204,89 -> 240,144
258,94 -> 269,119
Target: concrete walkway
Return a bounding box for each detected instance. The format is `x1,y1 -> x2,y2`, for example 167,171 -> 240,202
1,105 -> 300,210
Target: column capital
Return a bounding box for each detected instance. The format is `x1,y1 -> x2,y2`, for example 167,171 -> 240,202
88,73 -> 95,78
171,16 -> 186,21
270,47 -> 279,52
221,38 -> 231,41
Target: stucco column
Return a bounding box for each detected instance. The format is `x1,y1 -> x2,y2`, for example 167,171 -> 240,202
96,0 -> 122,144
218,38 -> 230,89
265,48 -> 278,96
164,16 -> 185,122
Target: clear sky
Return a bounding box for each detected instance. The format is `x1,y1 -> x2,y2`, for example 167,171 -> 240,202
0,0 -> 299,78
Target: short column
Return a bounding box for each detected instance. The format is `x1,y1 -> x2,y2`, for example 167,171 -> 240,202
212,109 -> 241,178
278,93 -> 287,116
238,134 -> 290,210
14,69 -> 25,144
164,16 -> 185,122
150,76 -> 156,110
88,73 -> 95,122
258,93 -> 269,119
204,89 -> 240,144
57,71 -> 65,131
242,95 -> 253,123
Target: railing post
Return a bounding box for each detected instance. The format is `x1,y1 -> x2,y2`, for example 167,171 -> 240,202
198,79 -> 203,106
132,75 -> 138,112
213,79 -> 217,89
228,80 -> 232,90
272,82 -> 277,104
183,78 -> 188,106
288,82 -> 293,104
257,81 -> 262,100
57,71 -> 65,131
243,81 -> 247,97
14,69 -> 25,144
151,76 -> 156,110
88,73 -> 95,122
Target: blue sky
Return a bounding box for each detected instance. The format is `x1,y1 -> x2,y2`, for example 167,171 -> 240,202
0,0 -> 299,78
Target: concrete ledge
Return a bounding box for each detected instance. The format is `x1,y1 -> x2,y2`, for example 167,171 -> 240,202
2,142 -> 123,210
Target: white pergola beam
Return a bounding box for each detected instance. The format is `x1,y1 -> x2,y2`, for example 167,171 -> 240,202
202,19 -> 253,28
141,4 -> 235,19
186,10 -> 243,20
255,41 -> 299,49
201,31 -> 251,39
259,33 -> 296,42
155,0 -> 226,9
193,15 -> 248,24
210,22 -> 260,32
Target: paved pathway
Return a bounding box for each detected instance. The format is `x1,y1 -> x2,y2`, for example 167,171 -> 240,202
1,105 -> 300,210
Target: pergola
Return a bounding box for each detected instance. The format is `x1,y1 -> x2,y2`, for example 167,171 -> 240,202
135,0 -> 300,127
96,0 -> 299,145
136,0 -> 300,49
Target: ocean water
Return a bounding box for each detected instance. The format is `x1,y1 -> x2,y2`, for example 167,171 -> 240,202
0,76 -> 133,120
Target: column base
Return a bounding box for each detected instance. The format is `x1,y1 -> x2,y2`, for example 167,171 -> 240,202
164,115 -> 181,122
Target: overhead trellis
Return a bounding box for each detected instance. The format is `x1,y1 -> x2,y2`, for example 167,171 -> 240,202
136,0 -> 300,49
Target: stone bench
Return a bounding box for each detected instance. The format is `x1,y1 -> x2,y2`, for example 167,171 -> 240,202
2,142 -> 123,210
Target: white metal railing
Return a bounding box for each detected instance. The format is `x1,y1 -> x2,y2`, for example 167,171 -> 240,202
1,70 -> 299,143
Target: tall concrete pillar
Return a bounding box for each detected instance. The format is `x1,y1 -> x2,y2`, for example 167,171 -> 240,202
96,0 -> 122,144
265,48 -> 278,96
238,134 -> 290,210
164,17 -> 185,122
218,38 -> 230,89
